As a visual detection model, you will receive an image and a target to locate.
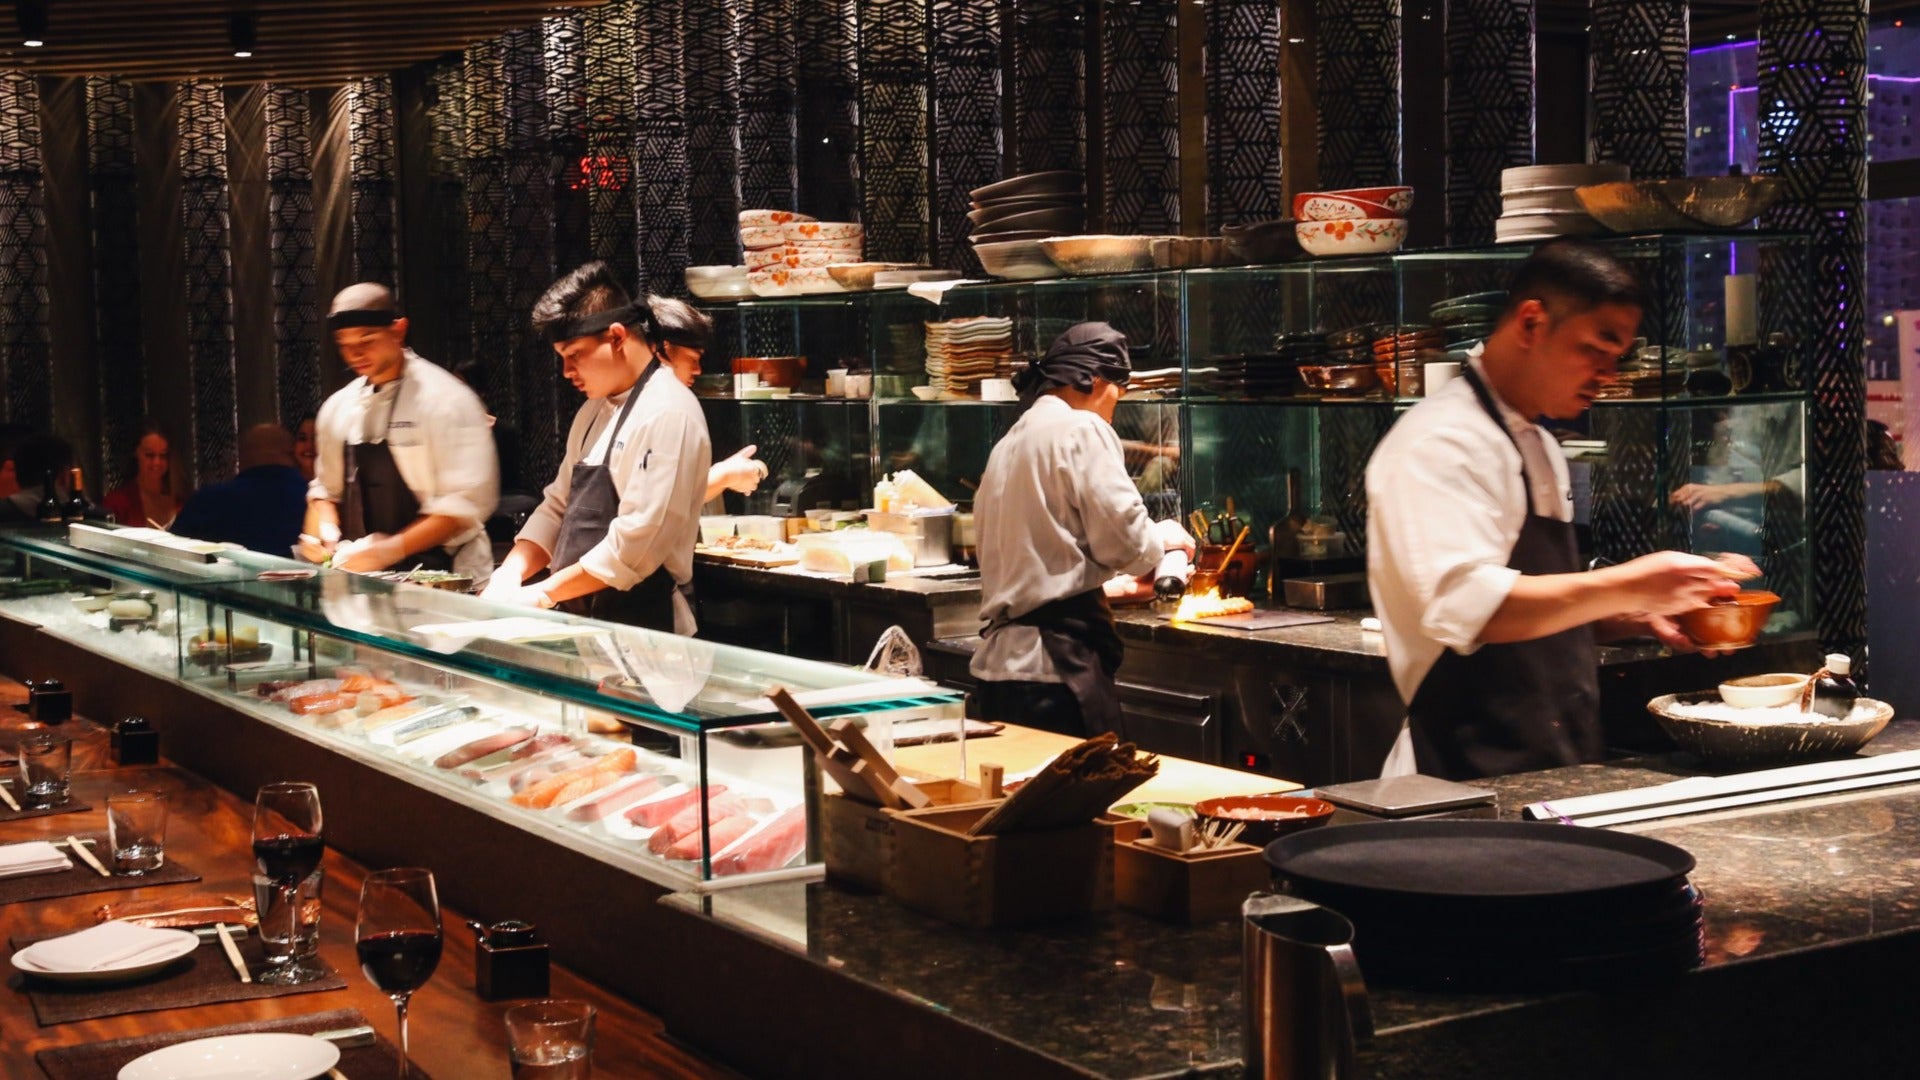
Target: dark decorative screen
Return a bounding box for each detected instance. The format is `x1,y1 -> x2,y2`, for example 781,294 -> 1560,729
1101,0 -> 1181,234
931,0 -> 1002,273
796,0 -> 861,221
583,1 -> 640,290
1206,0 -> 1283,230
503,27 -> 564,486
686,0 -> 745,266
634,0 -> 693,293
1314,0 -> 1401,189
1759,0 -> 1868,646
86,76 -> 142,489
0,72 -> 47,430
858,0 -> 930,262
348,76 -> 399,287
179,82 -> 237,484
264,86 -> 319,427
543,14 -> 592,275
1009,0 -> 1085,176
738,0 -> 799,216
1444,0 -> 1533,244
427,57 -> 473,375
464,39 -> 518,442
1587,0 -> 1688,178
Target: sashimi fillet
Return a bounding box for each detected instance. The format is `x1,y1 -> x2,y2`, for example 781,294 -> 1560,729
564,774 -> 664,822
712,804 -> 807,876
652,793 -> 748,849
665,813 -> 754,861
433,727 -> 535,770
625,784 -> 726,829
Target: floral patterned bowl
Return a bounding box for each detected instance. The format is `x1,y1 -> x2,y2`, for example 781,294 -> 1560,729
1293,191 -> 1403,221
1295,218 -> 1408,257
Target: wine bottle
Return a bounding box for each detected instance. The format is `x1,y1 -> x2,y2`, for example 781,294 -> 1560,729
35,470 -> 61,523
62,467 -> 87,523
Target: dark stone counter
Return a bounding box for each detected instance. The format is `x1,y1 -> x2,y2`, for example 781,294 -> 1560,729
660,723 -> 1920,1080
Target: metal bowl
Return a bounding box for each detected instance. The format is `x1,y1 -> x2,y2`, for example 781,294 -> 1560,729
1673,590 -> 1780,650
1298,363 -> 1382,396
1574,176 -> 1786,233
1647,691 -> 1893,769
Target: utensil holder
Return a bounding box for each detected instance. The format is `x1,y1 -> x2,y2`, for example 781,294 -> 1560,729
1114,839 -> 1269,923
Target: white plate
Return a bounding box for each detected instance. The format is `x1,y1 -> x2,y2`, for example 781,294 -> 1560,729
119,1033 -> 341,1080
12,928 -> 201,985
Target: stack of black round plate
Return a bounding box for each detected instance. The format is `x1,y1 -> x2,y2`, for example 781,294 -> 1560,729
1265,820 -> 1704,992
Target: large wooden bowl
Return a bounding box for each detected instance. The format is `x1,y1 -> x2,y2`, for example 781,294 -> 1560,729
1647,691 -> 1893,770
1673,590 -> 1779,650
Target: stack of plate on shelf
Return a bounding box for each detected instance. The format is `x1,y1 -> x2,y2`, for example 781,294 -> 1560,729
739,210 -> 867,295
969,171 -> 1085,280
924,317 -> 1017,396
1496,164 -> 1630,244
1371,326 -> 1448,396
1429,289 -> 1507,352
1266,820 -> 1704,992
1125,366 -> 1186,396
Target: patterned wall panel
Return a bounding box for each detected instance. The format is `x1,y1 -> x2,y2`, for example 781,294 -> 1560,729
634,0 -> 692,293
931,0 -> 1002,273
264,87 -> 319,427
1313,0 -> 1401,189
1445,0 -> 1533,244
583,1 -> 639,290
1101,0 -> 1180,234
738,0 -> 799,215
179,82 -> 236,484
465,40 -> 517,435
1587,0 -> 1688,178
347,76 -> 398,287
85,77 -> 142,489
1009,0 -> 1085,176
427,57 -> 472,375
543,14 -> 593,275
858,0 -> 930,263
1759,0 -> 1868,646
1206,0 -> 1283,230
503,27 -> 564,487
686,0 -> 744,266
795,0 -> 861,221
0,72 -> 46,430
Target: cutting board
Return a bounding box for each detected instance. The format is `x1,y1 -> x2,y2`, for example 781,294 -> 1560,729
1156,608 -> 1335,632
695,545 -> 802,567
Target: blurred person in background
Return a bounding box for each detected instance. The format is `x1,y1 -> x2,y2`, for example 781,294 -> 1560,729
100,420 -> 184,528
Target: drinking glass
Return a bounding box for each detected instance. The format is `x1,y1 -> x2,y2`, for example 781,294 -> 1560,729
356,868 -> 442,1080
105,791 -> 167,875
19,734 -> 72,807
253,866 -> 323,965
506,999 -> 596,1080
251,781 -> 325,985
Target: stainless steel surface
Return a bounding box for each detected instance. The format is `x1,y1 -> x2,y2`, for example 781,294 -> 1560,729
867,509 -> 954,567
66,522 -> 225,569
1282,573 -> 1370,611
1242,892 -> 1372,1080
1315,775 -> 1496,817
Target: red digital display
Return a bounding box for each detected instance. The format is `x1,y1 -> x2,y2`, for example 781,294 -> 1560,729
571,155 -> 631,192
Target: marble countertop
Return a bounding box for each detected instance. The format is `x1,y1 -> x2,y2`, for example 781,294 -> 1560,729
667,722 -> 1920,1079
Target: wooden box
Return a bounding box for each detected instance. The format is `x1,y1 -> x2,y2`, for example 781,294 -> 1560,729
883,803 -> 1119,929
820,779 -> 981,892
1113,839 -> 1270,923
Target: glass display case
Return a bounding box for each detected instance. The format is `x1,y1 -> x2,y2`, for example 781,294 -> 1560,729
0,526 -> 962,891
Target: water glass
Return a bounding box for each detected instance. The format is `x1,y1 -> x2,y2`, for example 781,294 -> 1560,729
19,735 -> 72,807
106,791 -> 167,875
506,999 -> 596,1079
252,867 -> 323,964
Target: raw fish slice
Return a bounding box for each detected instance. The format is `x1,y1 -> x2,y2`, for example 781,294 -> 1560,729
711,804 -> 808,876
434,728 -> 536,770
625,784 -> 727,829
665,813 -> 754,861
564,774 -> 664,822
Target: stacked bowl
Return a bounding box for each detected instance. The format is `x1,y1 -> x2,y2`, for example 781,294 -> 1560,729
739,210 -> 867,296
969,170 -> 1085,280
1496,165 -> 1628,243
1293,187 -> 1411,257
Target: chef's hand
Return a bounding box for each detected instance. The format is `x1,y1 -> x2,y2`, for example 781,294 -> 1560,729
713,445 -> 769,494
504,585 -> 557,609
333,533 -> 405,573
1612,613 -> 1738,658
295,533 -> 334,564
479,568 -> 523,602
1608,550 -> 1744,616
1152,518 -> 1196,557
1670,482 -> 1766,511
1103,572 -> 1155,604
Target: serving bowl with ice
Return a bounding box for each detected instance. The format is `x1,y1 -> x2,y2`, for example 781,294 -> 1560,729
1647,691 -> 1893,770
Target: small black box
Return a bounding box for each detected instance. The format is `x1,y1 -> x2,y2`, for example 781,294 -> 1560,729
28,678 -> 70,724
111,716 -> 160,766
475,921 -> 549,1001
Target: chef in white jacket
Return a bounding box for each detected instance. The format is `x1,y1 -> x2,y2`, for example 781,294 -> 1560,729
969,322 -> 1194,735
301,284 -> 498,580
482,262 -> 711,635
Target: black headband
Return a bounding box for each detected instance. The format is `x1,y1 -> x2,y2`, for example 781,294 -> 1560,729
1014,321 -> 1133,401
544,303 -> 649,345
327,308 -> 399,331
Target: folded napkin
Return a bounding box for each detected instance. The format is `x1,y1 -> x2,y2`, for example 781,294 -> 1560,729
0,840 -> 73,879
20,920 -> 191,972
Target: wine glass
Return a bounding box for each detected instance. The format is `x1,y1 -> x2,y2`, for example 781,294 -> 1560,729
357,868 -> 443,1079
250,781 -> 325,986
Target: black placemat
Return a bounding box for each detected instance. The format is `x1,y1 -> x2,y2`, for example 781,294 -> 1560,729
10,929 -> 348,1026
0,796 -> 91,824
34,1007 -> 431,1079
0,834 -> 200,904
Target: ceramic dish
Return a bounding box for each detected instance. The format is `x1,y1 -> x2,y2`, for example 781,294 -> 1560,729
1039,234 -> 1162,275
1575,176 -> 1786,232
1295,218 -> 1407,257
1193,794 -> 1336,847
826,262 -> 929,290
969,205 -> 1084,237
1648,692 -> 1893,770
738,223 -> 787,249
973,238 -> 1062,280
1298,363 -> 1382,395
118,1033 -> 342,1080
1718,673 -> 1811,709
781,220 -> 864,242
968,169 -> 1084,203
1293,192 -> 1404,221
873,268 -> 958,289
745,247 -> 847,270
1674,590 -> 1781,650
738,209 -> 814,228
968,198 -> 1083,228
685,264 -> 746,280
747,266 -> 846,296
12,928 -> 201,985
1499,163 -> 1630,193
1322,185 -> 1413,214
687,276 -> 755,300
967,228 -> 1053,246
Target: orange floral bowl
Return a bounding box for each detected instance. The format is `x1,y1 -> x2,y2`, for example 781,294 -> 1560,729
1295,218 -> 1407,257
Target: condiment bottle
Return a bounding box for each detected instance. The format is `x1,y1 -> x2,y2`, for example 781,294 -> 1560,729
62,467 -> 88,523
28,677 -> 70,724
112,716 -> 160,765
471,918 -> 549,1000
35,470 -> 61,523
1811,654 -> 1859,719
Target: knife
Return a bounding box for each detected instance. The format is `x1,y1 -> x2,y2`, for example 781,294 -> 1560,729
64,835 -> 110,877
214,922 -> 251,983
0,778 -> 18,813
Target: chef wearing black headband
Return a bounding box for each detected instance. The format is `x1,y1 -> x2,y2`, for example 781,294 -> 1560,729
301,283 -> 498,578
482,262 -> 712,634
969,322 -> 1195,735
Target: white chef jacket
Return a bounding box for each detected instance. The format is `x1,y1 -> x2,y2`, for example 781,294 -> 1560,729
1366,349 -> 1574,773
517,370 -> 711,636
310,350 -> 499,581
971,396 -> 1163,683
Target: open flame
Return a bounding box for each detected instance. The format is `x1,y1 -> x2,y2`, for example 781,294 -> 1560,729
1172,586 -> 1253,622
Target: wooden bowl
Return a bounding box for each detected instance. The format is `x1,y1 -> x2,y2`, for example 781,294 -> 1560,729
1194,795 -> 1336,848
1299,363 -> 1381,395
1674,590 -> 1780,650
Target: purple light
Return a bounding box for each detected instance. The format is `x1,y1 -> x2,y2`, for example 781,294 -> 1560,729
1693,40 -> 1755,56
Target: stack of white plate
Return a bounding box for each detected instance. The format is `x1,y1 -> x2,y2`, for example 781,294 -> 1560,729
924,317 -> 1016,396
1496,164 -> 1630,243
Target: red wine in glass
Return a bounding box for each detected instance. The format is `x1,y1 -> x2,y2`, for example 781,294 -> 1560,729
250,782 -> 324,987
357,929 -> 443,995
357,868 -> 442,1079
252,832 -> 324,884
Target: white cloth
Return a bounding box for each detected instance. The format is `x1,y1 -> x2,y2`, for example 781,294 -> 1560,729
310,350 -> 500,581
19,920 -> 185,970
517,371 -> 712,636
0,840 -> 71,879
1365,349 -> 1574,774
971,396 -> 1163,683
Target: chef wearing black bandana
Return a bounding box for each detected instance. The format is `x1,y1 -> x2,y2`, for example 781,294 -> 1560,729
301,283 -> 499,578
968,323 -> 1195,736
482,263 -> 712,635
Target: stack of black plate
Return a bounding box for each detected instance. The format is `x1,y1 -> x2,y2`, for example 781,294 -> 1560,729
1265,820 -> 1704,992
1429,290 -> 1505,351
1207,353 -> 1300,398
1323,322 -> 1388,366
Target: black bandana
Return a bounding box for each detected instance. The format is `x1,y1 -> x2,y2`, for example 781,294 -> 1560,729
544,303 -> 650,345
1013,321 -> 1132,401
327,308 -> 399,331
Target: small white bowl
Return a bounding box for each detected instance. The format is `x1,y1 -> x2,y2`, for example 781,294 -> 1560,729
1718,673 -> 1810,709
909,385 -> 941,401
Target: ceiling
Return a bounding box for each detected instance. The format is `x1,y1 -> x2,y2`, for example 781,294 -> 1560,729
0,0 -> 607,88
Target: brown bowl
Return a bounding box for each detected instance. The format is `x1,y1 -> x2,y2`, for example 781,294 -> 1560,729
1674,590 -> 1781,650
1193,795 -> 1336,848
1196,545 -> 1260,597
732,355 -> 807,389
1298,363 -> 1381,396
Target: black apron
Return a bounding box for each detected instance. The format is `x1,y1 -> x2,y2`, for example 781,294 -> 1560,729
342,374 -> 453,572
978,589 -> 1127,735
1405,365 -> 1601,780
546,362 -> 679,633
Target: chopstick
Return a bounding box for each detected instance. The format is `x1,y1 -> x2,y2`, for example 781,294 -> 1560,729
1220,524 -> 1251,569
214,923 -> 252,983
0,778 -> 19,812
64,835 -> 110,877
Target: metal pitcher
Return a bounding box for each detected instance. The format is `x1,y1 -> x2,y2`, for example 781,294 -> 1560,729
1242,893 -> 1373,1080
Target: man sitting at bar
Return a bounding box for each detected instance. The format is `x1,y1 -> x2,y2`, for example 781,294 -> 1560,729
969,323 -> 1194,736
171,424 -> 308,555
0,433 -> 75,523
